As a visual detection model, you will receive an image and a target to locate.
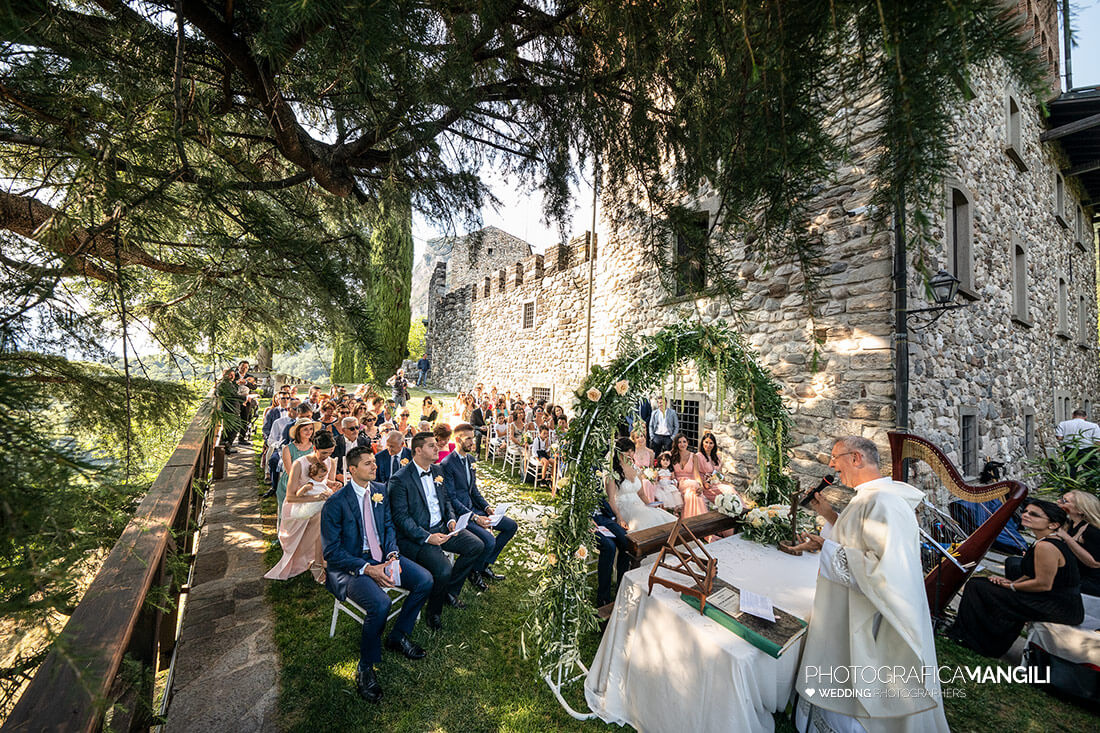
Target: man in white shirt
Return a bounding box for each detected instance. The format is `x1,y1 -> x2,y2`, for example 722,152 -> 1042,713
321,448 -> 433,703
1056,408 -> 1100,478
648,397 -> 679,455
387,432 -> 485,630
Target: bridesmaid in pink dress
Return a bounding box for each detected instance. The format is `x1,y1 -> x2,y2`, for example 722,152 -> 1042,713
265,433 -> 339,582
631,426 -> 658,503
695,432 -> 736,503
672,433 -> 708,518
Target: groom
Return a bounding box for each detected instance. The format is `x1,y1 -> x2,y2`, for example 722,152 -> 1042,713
388,432 -> 485,631
321,447 -> 433,703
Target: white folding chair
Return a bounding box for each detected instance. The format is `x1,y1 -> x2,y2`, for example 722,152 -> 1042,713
503,444 -> 523,476
329,586 -> 410,637
523,448 -> 540,484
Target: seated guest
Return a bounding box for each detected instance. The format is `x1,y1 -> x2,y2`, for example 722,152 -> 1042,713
630,425 -> 657,503
333,416 -> 371,479
443,424 -> 516,584
395,408 -> 414,438
276,415 -> 318,523
593,497 -> 631,607
671,433 -> 708,518
1057,490 -> 1100,596
265,431 -> 340,581
490,410 -> 509,451
506,410 -> 527,458
388,432 -> 485,630
530,424 -> 555,490
946,499 -> 1084,658
319,401 -> 339,436
359,413 -> 381,448
695,431 -> 737,502
370,396 -> 387,422
434,423 -> 455,462
470,399 -> 492,455
421,396 -> 439,424
321,448 -> 433,704
375,430 -> 412,484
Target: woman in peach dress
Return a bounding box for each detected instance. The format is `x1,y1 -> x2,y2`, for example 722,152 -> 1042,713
631,425 -> 657,503
265,431 -> 339,582
672,433 -> 708,518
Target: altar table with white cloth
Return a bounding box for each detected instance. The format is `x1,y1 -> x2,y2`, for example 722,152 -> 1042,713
584,535 -> 820,733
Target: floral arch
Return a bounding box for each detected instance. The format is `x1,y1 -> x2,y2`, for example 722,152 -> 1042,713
529,320 -> 795,695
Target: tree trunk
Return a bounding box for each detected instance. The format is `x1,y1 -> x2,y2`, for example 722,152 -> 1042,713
256,341 -> 273,372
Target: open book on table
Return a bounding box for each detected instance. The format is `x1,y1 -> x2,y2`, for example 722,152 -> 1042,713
681,578 -> 807,659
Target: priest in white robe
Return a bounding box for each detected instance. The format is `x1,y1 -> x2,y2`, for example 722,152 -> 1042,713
792,436 -> 949,733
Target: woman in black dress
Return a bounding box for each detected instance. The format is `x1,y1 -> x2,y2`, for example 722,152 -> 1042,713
946,499 -> 1084,658
1057,490 -> 1100,596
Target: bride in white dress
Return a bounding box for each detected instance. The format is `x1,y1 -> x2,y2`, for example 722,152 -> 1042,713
606,437 -> 675,532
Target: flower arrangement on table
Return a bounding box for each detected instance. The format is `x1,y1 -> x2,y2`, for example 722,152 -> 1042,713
739,504 -> 822,545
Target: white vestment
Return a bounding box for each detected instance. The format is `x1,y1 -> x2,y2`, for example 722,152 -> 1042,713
795,477 -> 950,733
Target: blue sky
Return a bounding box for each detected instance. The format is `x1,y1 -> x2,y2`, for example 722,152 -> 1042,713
1072,1 -> 1100,88
412,3 -> 1100,259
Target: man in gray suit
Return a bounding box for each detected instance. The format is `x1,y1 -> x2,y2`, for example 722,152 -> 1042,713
648,397 -> 679,455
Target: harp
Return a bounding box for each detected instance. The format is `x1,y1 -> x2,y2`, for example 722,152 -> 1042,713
888,431 -> 1029,617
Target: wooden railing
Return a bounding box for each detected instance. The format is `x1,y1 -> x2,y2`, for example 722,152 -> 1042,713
2,404 -> 216,732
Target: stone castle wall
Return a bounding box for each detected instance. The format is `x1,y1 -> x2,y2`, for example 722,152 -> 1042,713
411,226 -> 534,316
907,59 -> 1098,474
426,57 -> 1098,495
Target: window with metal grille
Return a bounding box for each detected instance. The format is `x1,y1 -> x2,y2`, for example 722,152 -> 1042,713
670,397 -> 701,447
522,300 -> 535,330
531,386 -> 551,404
483,277 -> 491,297
960,408 -> 978,478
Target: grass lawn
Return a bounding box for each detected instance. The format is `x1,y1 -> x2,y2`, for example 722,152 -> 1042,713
260,388 -> 1098,732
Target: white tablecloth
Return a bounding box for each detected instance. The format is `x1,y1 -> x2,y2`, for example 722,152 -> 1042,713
584,535 -> 820,733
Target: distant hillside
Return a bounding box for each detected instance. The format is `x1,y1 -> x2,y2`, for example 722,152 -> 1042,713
410,235 -> 458,317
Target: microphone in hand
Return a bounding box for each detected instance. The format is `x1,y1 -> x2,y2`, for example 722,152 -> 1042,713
800,475 -> 835,508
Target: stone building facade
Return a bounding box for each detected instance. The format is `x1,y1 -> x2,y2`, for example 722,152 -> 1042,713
426,10 -> 1097,493
411,226 -> 534,316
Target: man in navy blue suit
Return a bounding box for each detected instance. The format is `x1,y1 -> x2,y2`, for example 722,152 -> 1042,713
321,447 -> 433,704
442,424 -> 517,585
594,497 -> 631,607
375,430 -> 413,484
332,417 -> 371,478
388,432 -> 484,631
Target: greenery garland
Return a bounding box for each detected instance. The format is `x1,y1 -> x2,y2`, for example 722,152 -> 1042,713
528,321 -> 794,675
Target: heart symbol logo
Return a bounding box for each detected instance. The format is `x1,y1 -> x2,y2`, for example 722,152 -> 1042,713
805,688 -> 816,697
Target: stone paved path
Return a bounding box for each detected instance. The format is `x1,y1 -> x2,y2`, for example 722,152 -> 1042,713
164,445 -> 278,732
